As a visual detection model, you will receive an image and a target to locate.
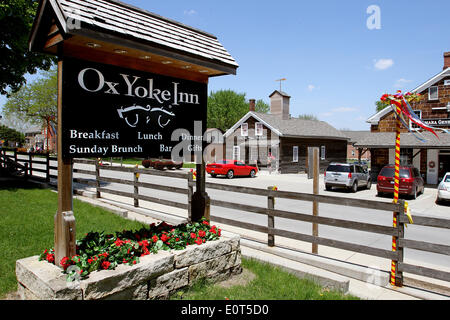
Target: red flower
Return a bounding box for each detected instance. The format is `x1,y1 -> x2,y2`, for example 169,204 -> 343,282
209,228 -> 217,234
101,261 -> 110,270
202,220 -> 209,226
198,230 -> 206,238
161,234 -> 168,242
60,257 -> 71,270
152,235 -> 159,242
46,253 -> 54,263
88,258 -> 93,264
190,232 -> 196,239
114,238 -> 124,247
175,238 -> 180,242
195,238 -> 203,245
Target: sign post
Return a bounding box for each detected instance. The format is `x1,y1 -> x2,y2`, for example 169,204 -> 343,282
54,54 -> 76,266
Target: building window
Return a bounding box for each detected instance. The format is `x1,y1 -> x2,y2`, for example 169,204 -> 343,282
320,146 -> 326,160
241,123 -> 248,137
255,122 -> 263,136
233,146 -> 240,160
410,110 -> 422,130
293,146 -> 298,162
429,86 -> 438,100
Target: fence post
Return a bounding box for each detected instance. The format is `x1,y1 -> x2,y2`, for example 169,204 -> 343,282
133,165 -> 139,208
46,152 -> 50,182
394,199 -> 405,287
187,171 -> 194,221
267,186 -> 275,247
14,149 -> 17,163
29,153 -> 33,176
95,159 -> 101,198
312,147 -> 319,254
24,162 -> 29,179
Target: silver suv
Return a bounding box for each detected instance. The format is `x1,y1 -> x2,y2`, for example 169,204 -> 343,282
324,163 -> 371,192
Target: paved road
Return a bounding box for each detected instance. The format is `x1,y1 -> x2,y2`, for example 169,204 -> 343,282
23,156 -> 450,274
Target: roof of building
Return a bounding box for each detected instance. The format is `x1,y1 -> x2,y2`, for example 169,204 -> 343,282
354,132 -> 450,149
269,90 -> 291,98
366,68 -> 450,125
341,130 -> 373,144
224,112 -> 349,140
30,0 -> 238,74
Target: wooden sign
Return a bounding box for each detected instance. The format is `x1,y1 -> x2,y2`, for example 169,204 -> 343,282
62,58 -> 207,158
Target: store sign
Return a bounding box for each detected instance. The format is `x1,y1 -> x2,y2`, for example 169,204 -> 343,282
62,58 -> 207,158
422,118 -> 450,127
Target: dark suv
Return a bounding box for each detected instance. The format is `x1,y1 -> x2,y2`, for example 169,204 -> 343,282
376,165 -> 424,199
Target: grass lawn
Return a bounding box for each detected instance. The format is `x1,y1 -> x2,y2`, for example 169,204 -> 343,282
0,180 -> 146,298
172,258 -> 359,300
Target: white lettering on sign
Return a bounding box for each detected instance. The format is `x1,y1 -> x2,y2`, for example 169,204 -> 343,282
77,68 -> 199,105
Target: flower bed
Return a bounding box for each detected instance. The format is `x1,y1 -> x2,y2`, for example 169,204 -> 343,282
39,219 -> 221,281
17,228 -> 241,300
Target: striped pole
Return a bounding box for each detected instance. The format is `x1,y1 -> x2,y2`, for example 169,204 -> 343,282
390,105 -> 401,286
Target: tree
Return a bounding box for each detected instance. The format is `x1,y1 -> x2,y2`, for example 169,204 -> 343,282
375,100 -> 389,112
0,0 -> 55,95
298,114 -> 318,121
3,68 -> 57,150
255,99 -> 270,113
0,125 -> 25,146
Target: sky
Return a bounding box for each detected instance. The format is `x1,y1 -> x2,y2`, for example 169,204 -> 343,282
1,0 -> 450,130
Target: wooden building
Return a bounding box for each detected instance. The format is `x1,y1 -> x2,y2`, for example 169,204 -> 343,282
356,52 -> 450,184
223,91 -> 348,173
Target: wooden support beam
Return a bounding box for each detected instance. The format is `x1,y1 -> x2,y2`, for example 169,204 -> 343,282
54,51 -> 76,267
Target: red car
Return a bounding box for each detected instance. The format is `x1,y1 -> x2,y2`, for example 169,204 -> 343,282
206,160 -> 258,179
377,164 -> 425,199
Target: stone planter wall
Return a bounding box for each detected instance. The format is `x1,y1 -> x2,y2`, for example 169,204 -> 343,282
16,235 -> 241,300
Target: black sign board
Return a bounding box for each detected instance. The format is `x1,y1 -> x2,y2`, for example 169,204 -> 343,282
62,58 -> 207,158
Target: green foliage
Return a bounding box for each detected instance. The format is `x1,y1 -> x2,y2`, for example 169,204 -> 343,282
207,90 -> 269,132
0,0 -> 55,95
375,100 -> 389,112
255,99 -> 270,113
298,114 -> 318,121
3,68 -> 57,126
207,90 -> 248,132
0,125 -> 25,145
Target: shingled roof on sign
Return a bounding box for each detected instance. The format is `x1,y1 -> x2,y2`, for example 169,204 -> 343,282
29,0 -> 238,76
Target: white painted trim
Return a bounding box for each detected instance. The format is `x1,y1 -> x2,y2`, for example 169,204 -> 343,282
223,112 -> 282,138
366,105 -> 394,125
412,68 -> 450,94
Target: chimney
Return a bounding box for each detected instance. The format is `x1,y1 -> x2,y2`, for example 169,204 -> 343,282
249,99 -> 256,112
269,91 -> 290,120
445,52 -> 450,70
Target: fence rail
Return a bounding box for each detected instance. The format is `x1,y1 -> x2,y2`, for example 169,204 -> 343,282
2,150 -> 450,287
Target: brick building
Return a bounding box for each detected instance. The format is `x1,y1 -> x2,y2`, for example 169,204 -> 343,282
356,52 -> 450,184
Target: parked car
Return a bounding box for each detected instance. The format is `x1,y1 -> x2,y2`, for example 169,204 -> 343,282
436,172 -> 450,204
376,164 -> 424,199
206,160 -> 258,179
324,163 -> 371,192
